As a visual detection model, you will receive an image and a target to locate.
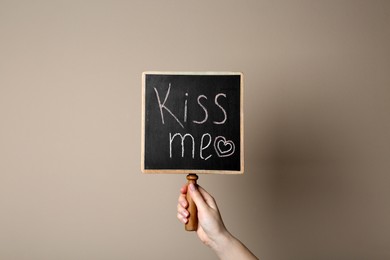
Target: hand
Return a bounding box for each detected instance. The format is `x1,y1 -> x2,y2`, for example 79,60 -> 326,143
177,183 -> 228,248
177,184 -> 259,260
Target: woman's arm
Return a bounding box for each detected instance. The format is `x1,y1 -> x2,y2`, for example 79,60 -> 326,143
177,184 -> 258,260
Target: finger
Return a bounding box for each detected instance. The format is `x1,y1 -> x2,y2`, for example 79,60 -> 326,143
177,212 -> 188,224
177,202 -> 189,217
197,185 -> 218,210
178,208 -> 189,218
178,193 -> 188,208
188,183 -> 208,211
180,184 -> 188,195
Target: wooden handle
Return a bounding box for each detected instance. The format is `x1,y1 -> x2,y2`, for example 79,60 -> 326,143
185,174 -> 198,231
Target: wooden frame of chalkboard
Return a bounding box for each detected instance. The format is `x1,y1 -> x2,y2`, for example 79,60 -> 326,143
141,71 -> 244,174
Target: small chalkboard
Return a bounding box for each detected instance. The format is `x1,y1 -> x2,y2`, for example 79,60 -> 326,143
141,72 -> 244,174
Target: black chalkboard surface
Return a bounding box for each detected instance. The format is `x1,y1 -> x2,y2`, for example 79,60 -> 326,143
141,72 -> 244,174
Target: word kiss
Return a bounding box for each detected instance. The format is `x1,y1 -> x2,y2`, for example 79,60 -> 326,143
154,83 -> 228,128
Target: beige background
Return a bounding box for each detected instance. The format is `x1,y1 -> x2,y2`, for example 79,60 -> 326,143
1,1 -> 389,259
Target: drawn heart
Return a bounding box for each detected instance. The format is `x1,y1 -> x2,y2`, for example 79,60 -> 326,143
214,136 -> 235,157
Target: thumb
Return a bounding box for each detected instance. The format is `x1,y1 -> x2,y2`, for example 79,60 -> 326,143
188,183 -> 208,211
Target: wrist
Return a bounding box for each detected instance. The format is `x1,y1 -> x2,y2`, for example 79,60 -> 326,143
209,229 -> 235,256
211,230 -> 258,260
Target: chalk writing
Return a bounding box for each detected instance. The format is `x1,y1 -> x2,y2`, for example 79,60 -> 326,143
169,132 -> 236,160
200,133 -> 213,161
154,83 -> 236,160
169,133 -> 195,158
214,136 -> 235,157
154,83 -> 229,128
213,93 -> 227,124
154,84 -> 184,129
